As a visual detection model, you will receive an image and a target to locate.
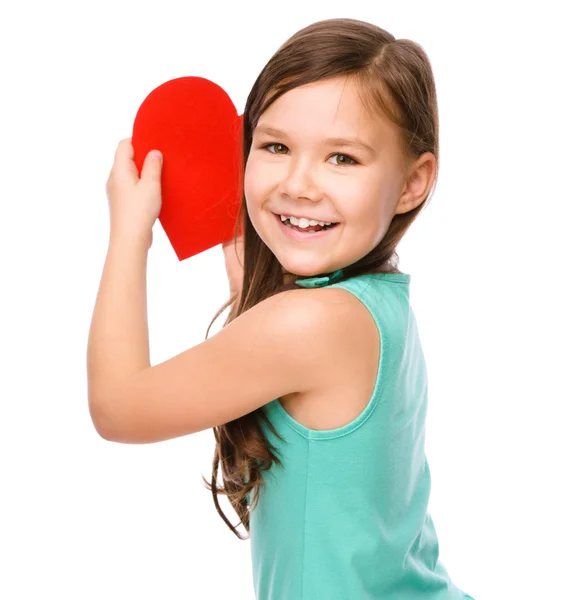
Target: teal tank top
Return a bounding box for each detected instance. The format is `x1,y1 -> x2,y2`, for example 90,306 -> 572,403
248,271 -> 474,600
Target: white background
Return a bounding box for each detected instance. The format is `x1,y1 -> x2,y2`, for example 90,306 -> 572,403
2,1 -> 573,598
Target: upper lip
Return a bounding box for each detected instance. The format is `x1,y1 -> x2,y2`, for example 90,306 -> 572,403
275,212 -> 339,223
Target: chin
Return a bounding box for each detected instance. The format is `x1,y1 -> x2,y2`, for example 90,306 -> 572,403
280,262 -> 329,278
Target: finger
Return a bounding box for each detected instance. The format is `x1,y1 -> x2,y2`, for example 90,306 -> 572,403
140,149 -> 163,185
114,138 -> 139,183
114,137 -> 133,161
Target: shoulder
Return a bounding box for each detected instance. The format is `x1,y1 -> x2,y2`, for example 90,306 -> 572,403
227,285 -> 377,402
266,285 -> 359,319
256,285 -> 369,336
258,285 -> 379,381
236,285 -> 375,366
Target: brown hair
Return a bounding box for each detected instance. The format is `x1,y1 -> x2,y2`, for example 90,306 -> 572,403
201,17 -> 439,539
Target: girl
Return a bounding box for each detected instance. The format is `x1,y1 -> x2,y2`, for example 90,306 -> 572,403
89,17 -> 474,600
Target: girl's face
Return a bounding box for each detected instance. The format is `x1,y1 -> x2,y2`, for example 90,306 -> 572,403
244,76 -> 409,278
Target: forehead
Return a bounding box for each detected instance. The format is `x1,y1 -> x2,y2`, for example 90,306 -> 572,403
255,77 -> 396,145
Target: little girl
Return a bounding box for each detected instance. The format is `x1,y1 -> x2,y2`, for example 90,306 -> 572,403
90,16 -> 474,600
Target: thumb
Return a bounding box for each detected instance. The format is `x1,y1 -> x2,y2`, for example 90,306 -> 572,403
141,149 -> 163,183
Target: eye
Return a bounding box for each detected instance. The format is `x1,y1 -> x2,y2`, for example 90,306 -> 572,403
262,143 -> 289,155
260,143 -> 358,166
327,153 -> 357,166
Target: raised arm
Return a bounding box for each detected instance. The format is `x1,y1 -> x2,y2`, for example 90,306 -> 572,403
89,287 -> 350,444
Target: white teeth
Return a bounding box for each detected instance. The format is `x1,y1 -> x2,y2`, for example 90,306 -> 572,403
280,214 -> 333,228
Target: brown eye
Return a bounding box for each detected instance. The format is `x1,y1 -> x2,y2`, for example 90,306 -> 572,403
264,143 -> 289,154
329,153 -> 357,166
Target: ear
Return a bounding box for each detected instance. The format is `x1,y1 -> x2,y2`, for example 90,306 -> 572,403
395,152 -> 437,214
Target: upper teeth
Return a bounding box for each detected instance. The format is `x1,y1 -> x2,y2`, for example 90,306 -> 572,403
280,214 -> 333,228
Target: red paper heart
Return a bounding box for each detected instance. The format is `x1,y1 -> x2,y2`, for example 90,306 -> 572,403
132,76 -> 244,261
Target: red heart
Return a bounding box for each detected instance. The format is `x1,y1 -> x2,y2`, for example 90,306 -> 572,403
131,76 -> 244,261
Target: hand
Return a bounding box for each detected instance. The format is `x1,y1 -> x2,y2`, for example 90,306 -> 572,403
105,138 -> 163,249
222,235 -> 245,296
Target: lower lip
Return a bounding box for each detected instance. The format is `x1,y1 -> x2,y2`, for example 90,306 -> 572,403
274,214 -> 340,240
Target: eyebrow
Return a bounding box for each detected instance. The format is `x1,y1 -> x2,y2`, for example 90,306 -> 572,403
253,125 -> 377,158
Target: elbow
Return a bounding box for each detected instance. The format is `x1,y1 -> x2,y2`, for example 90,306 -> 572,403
89,398 -> 144,444
88,378 -> 134,442
88,396 -> 121,442
87,379 -> 152,444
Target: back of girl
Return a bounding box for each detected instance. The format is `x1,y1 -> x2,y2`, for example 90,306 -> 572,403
213,17 -> 475,600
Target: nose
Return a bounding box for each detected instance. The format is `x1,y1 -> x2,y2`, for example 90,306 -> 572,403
278,158 -> 323,203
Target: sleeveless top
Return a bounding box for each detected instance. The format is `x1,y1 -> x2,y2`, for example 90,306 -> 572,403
247,270 -> 474,600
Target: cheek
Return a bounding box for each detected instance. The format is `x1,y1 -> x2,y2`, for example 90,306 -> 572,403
244,156 -> 268,205
342,188 -> 393,244
340,189 -> 381,223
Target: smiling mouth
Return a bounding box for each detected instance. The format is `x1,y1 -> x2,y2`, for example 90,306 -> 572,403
274,213 -> 339,233
273,213 -> 341,241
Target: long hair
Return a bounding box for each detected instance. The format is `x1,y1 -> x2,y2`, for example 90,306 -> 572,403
201,17 -> 440,539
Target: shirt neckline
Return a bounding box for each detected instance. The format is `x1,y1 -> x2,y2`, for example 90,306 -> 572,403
294,270 -> 410,288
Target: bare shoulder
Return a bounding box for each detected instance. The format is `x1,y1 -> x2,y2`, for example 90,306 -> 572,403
278,285 -> 381,430
250,286 -> 371,378
294,285 -> 377,344
273,285 -> 376,349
